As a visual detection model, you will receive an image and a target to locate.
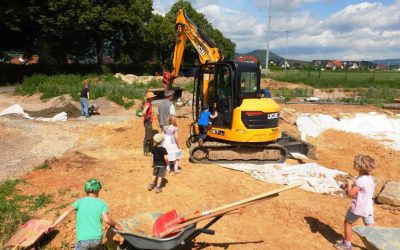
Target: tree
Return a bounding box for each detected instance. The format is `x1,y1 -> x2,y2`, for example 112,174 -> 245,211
143,14 -> 175,67
0,0 -> 153,64
164,1 -> 236,66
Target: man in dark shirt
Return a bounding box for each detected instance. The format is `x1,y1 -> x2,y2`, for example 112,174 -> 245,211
80,83 -> 90,118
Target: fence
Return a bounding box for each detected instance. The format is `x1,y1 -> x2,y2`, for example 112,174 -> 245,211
268,69 -> 400,89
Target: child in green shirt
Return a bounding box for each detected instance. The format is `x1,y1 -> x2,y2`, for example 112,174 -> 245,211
47,179 -> 122,250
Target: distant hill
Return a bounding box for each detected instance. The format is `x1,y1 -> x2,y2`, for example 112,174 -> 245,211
235,49 -> 309,67
373,59 -> 400,66
236,50 -> 400,68
235,50 -> 281,67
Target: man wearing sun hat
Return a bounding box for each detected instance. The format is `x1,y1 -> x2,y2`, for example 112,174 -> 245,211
157,89 -> 176,131
143,91 -> 157,155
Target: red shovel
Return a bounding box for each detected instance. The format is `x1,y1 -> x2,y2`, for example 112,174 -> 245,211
152,183 -> 302,237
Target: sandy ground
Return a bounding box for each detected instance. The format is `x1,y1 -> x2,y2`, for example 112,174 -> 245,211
0,84 -> 399,250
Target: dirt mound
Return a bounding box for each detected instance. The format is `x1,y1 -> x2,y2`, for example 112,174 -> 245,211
2,85 -> 400,249
26,103 -> 81,118
309,129 -> 400,180
44,94 -> 74,108
47,152 -> 98,170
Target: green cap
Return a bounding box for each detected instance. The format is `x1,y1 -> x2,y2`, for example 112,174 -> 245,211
84,178 -> 102,193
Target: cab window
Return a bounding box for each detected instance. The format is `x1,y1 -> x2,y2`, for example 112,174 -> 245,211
240,72 -> 257,93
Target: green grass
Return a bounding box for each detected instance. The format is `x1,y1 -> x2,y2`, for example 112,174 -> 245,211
34,161 -> 50,170
15,74 -> 164,109
15,71 -> 399,108
175,80 -> 195,92
0,179 -> 53,246
269,70 -> 400,89
271,88 -> 314,102
267,70 -> 400,105
336,86 -> 400,106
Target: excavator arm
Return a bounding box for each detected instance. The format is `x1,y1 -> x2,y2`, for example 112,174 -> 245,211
171,9 -> 223,78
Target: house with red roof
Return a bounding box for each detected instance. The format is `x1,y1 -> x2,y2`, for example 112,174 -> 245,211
326,59 -> 343,70
236,55 -> 258,64
375,64 -> 387,70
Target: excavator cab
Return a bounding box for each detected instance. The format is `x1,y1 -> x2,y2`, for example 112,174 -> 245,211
195,62 -> 235,130
193,61 -> 280,142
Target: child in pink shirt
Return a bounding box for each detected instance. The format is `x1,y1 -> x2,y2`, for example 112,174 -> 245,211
335,155 -> 377,250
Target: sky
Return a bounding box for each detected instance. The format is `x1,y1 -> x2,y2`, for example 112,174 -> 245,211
152,0 -> 400,61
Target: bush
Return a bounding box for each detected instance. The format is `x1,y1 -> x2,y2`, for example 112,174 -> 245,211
0,63 -> 162,86
16,73 -> 164,108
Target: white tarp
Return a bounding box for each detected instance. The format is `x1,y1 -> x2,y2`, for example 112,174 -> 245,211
297,112 -> 400,151
219,162 -> 346,195
0,104 -> 67,122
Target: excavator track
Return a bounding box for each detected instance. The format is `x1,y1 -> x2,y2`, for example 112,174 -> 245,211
189,141 -> 288,164
188,132 -> 315,164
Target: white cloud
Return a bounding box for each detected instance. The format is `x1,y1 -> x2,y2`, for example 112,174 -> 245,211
152,0 -> 400,61
325,2 -> 400,31
253,0 -> 320,11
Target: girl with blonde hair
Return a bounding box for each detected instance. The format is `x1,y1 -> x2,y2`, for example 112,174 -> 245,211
335,155 -> 378,250
162,116 -> 182,174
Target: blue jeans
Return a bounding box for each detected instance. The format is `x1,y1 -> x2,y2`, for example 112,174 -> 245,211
199,125 -> 208,141
74,239 -> 102,250
80,97 -> 89,117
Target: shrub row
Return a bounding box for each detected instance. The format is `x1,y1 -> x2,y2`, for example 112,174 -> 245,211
0,63 -> 162,86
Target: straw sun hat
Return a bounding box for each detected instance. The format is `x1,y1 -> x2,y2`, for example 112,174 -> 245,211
145,91 -> 157,99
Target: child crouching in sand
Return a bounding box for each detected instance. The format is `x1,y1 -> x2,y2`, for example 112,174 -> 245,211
335,155 -> 378,250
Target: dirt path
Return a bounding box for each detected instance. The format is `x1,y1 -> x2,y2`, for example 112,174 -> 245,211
1,89 -> 399,249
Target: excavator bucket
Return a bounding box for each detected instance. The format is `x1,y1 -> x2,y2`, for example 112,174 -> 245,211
147,87 -> 183,102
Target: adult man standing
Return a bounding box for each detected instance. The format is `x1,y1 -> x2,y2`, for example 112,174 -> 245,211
157,90 -> 176,131
80,83 -> 90,118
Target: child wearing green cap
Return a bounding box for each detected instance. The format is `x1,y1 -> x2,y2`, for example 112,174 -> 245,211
47,179 -> 122,250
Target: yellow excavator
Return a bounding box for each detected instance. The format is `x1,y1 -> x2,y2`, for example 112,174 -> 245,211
171,9 -> 314,163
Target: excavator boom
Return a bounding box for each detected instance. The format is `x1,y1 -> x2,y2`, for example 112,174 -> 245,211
172,9 -> 223,78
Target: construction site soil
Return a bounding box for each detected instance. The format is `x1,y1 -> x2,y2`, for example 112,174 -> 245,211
0,82 -> 399,250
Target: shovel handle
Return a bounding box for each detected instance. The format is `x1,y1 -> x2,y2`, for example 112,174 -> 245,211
175,183 -> 302,225
158,193 -> 279,238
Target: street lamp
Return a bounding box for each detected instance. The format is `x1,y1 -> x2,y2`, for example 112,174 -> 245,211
265,0 -> 272,76
284,30 -> 291,77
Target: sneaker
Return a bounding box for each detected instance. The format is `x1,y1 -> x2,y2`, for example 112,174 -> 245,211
155,187 -> 162,193
334,241 -> 352,250
147,183 -> 156,191
174,170 -> 181,174
144,152 -> 151,156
